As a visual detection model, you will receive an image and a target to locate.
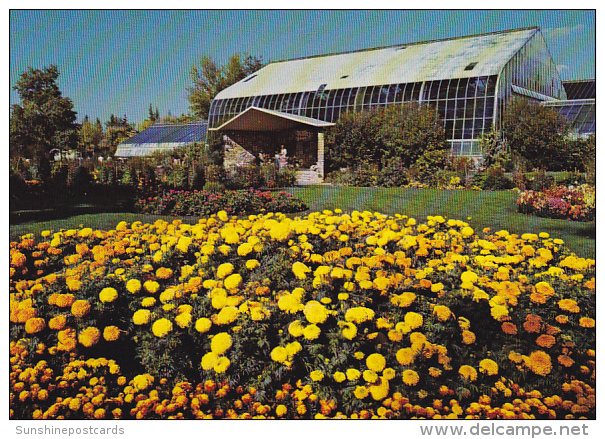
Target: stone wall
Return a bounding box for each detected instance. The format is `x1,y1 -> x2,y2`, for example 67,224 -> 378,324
222,129 -> 318,170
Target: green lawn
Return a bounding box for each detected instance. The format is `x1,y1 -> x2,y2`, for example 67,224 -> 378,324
285,186 -> 595,259
10,186 -> 595,259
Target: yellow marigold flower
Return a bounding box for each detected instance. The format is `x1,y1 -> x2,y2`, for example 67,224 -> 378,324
214,356 -> 230,374
25,317 -> 46,334
78,327 -> 101,348
143,281 -> 160,294
479,359 -> 499,376
288,320 -> 304,337
310,370 -> 324,382
579,317 -> 595,328
141,297 -> 156,308
363,369 -> 379,383
201,352 -> 219,370
195,317 -> 212,333
224,273 -> 242,290
126,279 -> 141,294
175,312 -> 192,329
66,278 -> 82,291
329,371 -> 345,384
428,367 -> 442,378
404,312 -> 423,330
303,324 -> 321,341
216,306 -> 239,325
396,348 -> 415,366
132,309 -> 151,325
211,332 -> 232,355
433,305 -> 452,322
133,373 -> 153,390
353,385 -> 369,399
216,263 -> 234,279
271,346 -> 288,364
103,326 -> 120,341
71,300 -> 91,318
48,315 -> 66,330
275,404 -> 288,417
99,287 -> 118,303
292,261 -> 311,280
303,300 -> 328,324
535,281 -> 555,296
366,353 -> 386,373
490,305 -> 508,321
341,322 -> 357,340
151,318 -> 173,337
246,259 -> 260,270
346,368 -> 361,381
508,351 -> 523,363
461,330 -> 476,345
344,306 -> 375,324
402,369 -> 419,386
458,365 -> 477,382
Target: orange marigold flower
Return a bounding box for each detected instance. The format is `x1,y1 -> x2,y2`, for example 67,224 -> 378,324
557,355 -> 575,367
556,315 -> 569,324
535,281 -> 555,296
156,267 -> 173,280
433,305 -> 452,322
501,322 -> 517,335
558,299 -> 580,313
48,315 -> 67,330
25,317 -> 46,334
529,293 -> 547,304
536,334 -> 556,349
525,351 -> 552,376
458,365 -> 477,382
579,317 -> 595,328
523,314 -> 542,333
71,300 -> 91,318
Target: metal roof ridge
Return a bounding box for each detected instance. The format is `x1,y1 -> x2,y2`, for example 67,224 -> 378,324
271,26 -> 540,64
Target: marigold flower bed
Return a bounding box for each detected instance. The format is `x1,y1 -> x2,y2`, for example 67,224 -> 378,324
136,188 -> 307,217
516,185 -> 595,222
10,210 -> 595,420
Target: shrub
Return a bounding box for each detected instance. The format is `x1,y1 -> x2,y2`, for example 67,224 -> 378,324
325,103 -> 447,173
225,165 -> 264,190
136,189 -> 307,217
474,166 -> 514,190
526,169 -> 555,192
202,181 -> 225,193
68,165 -> 93,195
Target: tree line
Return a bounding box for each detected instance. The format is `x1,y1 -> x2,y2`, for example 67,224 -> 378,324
9,53 -> 265,163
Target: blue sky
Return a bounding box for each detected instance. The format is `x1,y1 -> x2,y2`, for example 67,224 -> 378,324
9,9 -> 596,126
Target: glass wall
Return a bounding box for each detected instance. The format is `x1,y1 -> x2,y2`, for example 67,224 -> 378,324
208,76 -> 497,157
542,100 -> 596,139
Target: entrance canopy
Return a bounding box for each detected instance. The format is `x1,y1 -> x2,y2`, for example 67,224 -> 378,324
208,106 -> 335,132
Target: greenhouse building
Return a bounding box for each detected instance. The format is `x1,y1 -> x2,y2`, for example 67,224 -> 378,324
208,26 -> 592,183
114,122 -> 208,158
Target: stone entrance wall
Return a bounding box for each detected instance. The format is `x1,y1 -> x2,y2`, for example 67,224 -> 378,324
223,129 -> 318,170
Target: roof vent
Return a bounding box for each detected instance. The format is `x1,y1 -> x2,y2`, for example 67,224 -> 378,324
464,62 -> 478,71
396,45 -> 407,51
340,75 -> 349,79
243,74 -> 257,83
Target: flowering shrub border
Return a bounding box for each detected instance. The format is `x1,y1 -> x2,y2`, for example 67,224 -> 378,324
136,188 -> 307,217
517,185 -> 595,222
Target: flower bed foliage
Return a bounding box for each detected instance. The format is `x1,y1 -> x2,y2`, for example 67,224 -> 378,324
517,185 -> 595,222
136,189 -> 308,217
10,210 -> 595,420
